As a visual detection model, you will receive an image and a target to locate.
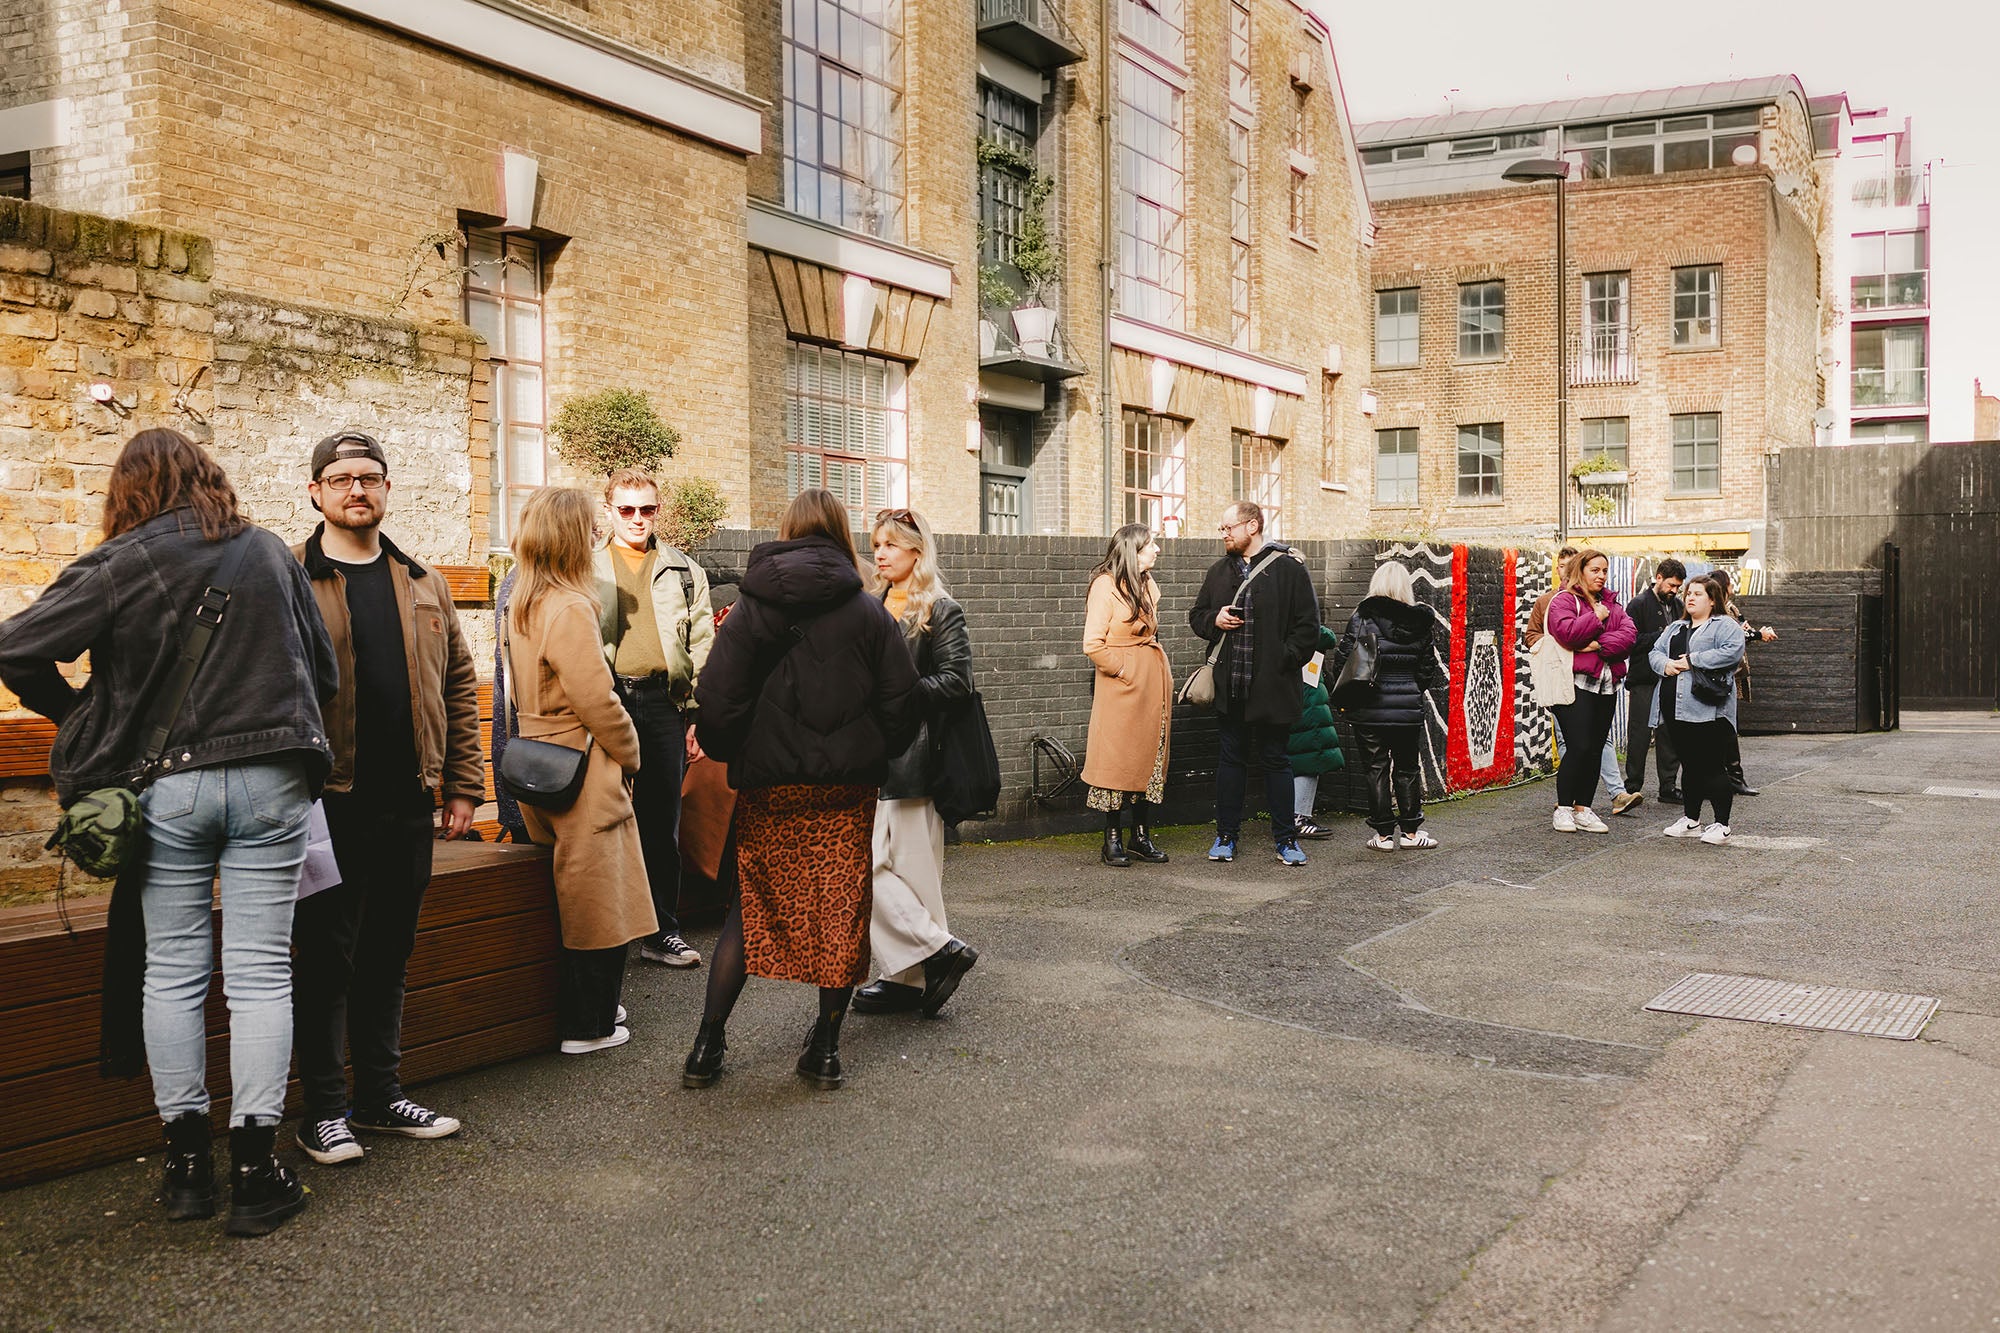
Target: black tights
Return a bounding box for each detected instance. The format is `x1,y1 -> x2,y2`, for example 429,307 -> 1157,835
1104,798 -> 1157,829
698,901 -> 853,1026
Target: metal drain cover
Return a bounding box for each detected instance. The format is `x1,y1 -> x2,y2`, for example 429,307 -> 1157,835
1645,972 -> 1938,1040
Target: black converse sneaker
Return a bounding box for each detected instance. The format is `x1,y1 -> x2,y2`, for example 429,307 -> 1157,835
296,1116 -> 364,1165
350,1098 -> 462,1139
639,933 -> 702,967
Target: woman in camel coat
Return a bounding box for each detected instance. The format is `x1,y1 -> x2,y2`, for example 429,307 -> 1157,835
1082,523 -> 1173,867
505,487 -> 657,1054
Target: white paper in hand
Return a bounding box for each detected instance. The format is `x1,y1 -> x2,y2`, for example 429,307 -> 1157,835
1302,650 -> 1325,688
297,800 -> 343,900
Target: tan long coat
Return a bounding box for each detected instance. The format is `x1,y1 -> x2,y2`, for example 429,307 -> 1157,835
1081,573 -> 1172,792
505,589 -> 657,951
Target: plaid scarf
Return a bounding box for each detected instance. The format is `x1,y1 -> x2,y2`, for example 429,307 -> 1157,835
1227,545 -> 1285,706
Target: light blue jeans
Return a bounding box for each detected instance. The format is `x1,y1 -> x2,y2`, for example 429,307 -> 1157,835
1294,774 -> 1319,823
140,758 -> 310,1126
1600,734 -> 1627,798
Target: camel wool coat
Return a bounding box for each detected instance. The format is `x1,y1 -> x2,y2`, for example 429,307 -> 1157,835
1081,573 -> 1172,792
504,589 -> 658,951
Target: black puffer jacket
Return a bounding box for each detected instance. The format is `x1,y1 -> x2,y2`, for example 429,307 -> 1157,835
1330,596 -> 1443,728
880,595 -> 974,800
695,536 -> 920,790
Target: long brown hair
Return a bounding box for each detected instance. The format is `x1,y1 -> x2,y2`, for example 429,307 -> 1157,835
509,488 -> 599,636
101,428 -> 245,542
1092,523 -> 1157,628
780,488 -> 863,573
1561,546 -> 1611,606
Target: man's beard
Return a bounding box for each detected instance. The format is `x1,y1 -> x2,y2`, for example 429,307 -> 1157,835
325,501 -> 382,532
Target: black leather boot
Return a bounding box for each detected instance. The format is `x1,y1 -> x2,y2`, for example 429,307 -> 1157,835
796,1012 -> 846,1090
160,1111 -> 215,1221
1101,813 -> 1132,867
682,1018 -> 728,1089
1127,802 -> 1170,864
225,1119 -> 308,1238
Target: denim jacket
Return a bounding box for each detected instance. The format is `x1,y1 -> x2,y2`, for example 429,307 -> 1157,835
1647,616 -> 1747,728
0,510 -> 337,804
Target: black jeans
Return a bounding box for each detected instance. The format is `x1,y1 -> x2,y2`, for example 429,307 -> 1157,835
1623,681 -> 1682,794
1216,713 -> 1296,843
1353,723 -> 1424,835
622,681 -> 686,937
292,788 -> 435,1118
558,945 -> 629,1040
1670,719 -> 1737,826
1551,691 -> 1618,808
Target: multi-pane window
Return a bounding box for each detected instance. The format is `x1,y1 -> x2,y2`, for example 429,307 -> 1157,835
1116,57 -> 1186,328
979,82 -> 1036,268
1578,417 -> 1629,470
1672,266 -> 1721,348
1850,231 -> 1928,309
1564,108 -> 1760,179
1361,143 -> 1429,165
1121,409 -> 1186,534
783,344 -> 908,513
783,0 -> 906,240
1580,272 -> 1631,380
980,408 -> 1033,535
1851,324 -> 1928,407
1232,431 -> 1282,538
1227,0 -> 1252,113
1456,423 -> 1503,499
1670,413 -> 1720,493
1288,166 -> 1313,242
1228,120 -> 1252,348
1375,288 -> 1418,367
1375,427 -> 1418,505
1457,281 -> 1505,360
1850,420 -> 1928,444
463,228 -> 546,546
1448,131 -> 1546,159
1118,0 -> 1185,64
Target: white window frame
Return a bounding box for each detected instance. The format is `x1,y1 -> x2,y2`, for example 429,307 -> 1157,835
1672,265 -> 1722,348
1670,412 -> 1721,494
783,343 -> 910,513
1121,408 -> 1187,536
1231,430 -> 1283,538
464,227 -> 547,548
1116,56 -> 1187,329
1375,427 -> 1419,506
1456,422 -> 1503,500
783,0 -> 906,241
1457,281 -> 1505,361
1375,288 -> 1418,368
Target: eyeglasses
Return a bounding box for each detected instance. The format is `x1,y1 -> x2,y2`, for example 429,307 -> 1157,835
615,504 -> 659,518
1218,519 -> 1251,534
317,472 -> 387,492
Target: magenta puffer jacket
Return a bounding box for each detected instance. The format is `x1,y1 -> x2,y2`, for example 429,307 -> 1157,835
1544,588 -> 1639,681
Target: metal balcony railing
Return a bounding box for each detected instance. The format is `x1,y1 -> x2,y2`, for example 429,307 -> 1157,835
1851,367 -> 1929,407
1570,477 -> 1631,530
1852,169 -> 1927,209
977,0 -> 1086,68
1851,270 -> 1928,310
1569,326 -> 1637,385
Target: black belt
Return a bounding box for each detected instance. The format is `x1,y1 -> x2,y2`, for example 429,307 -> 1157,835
616,673 -> 675,694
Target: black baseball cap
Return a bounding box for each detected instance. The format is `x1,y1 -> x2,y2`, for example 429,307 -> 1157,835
311,430 -> 389,478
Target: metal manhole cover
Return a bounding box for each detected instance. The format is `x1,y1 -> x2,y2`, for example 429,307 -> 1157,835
1645,972 -> 1938,1040
1923,786 -> 2000,800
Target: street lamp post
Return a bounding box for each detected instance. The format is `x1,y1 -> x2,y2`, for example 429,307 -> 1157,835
1502,157 -> 1572,543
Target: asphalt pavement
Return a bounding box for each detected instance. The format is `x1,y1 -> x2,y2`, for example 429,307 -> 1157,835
2,715 -> 1996,1331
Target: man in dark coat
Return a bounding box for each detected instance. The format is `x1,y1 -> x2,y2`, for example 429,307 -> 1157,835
1189,502 -> 1322,865
1620,557 -> 1686,808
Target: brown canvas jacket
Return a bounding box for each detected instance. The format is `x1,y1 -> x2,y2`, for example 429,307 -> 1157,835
295,526 -> 484,803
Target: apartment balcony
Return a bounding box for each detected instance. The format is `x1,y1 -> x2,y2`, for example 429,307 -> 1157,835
980,308 -> 1086,382
1570,473 -> 1631,531
1851,367 -> 1929,408
1852,169 -> 1928,209
1569,327 -> 1637,386
977,0 -> 1086,69
1851,270 -> 1928,311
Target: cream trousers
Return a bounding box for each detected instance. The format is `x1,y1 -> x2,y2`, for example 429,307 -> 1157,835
870,797 -> 951,985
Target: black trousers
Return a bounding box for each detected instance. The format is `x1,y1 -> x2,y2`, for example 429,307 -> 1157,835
293,788 -> 435,1118
557,945 -> 629,1041
1353,723 -> 1424,835
1215,713 -> 1296,842
1670,719 -> 1737,826
1551,691 -> 1618,808
1623,681 -> 1682,794
622,682 -> 686,936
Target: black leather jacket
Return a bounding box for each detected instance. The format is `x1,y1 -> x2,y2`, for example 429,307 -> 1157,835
880,595 -> 974,800
0,511 -> 337,804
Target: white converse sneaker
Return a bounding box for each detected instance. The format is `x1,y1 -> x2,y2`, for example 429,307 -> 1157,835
1552,806 -> 1578,832
1699,823 -> 1732,845
1573,808 -> 1610,834
1663,816 -> 1704,838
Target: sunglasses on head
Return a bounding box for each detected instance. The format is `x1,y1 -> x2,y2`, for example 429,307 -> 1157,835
616,504 -> 659,518
877,507 -> 917,526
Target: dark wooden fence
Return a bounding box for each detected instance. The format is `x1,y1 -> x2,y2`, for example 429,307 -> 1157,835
1735,594 -> 1884,734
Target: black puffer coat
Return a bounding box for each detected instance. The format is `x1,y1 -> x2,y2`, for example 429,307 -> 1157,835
695,536 -> 919,790
880,595 -> 973,799
1330,596 -> 1443,728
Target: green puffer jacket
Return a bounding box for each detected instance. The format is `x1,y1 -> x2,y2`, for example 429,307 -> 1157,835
1287,624 -> 1346,775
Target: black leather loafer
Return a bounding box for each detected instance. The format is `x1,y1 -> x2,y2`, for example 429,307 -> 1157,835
851,980 -> 924,1015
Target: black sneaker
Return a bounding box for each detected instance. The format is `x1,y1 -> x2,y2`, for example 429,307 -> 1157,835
296,1116 -> 363,1165
1294,819 -> 1335,840
639,933 -> 702,967
351,1098 -> 462,1140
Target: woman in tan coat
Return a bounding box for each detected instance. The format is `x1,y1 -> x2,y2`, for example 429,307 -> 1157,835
505,487 -> 657,1055
1082,523 -> 1173,867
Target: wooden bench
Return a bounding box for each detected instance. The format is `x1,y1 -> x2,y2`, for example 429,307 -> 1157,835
0,840 -> 556,1190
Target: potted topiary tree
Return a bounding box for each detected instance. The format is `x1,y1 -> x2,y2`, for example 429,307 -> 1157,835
548,388 -> 728,549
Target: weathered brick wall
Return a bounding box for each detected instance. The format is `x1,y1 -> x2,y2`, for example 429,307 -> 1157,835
0,0 -> 150,218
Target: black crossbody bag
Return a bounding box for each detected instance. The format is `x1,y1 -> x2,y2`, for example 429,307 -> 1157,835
497,618 -> 594,811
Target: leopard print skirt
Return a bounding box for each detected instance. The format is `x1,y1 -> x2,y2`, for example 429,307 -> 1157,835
736,783 -> 877,989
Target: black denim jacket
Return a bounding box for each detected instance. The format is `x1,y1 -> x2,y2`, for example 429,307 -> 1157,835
0,510 -> 338,804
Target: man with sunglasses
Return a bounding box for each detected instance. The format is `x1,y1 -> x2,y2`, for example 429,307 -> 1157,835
593,468 -> 714,969
291,430 -> 482,1165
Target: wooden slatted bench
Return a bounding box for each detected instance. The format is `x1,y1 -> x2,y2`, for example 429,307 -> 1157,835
0,840 -> 556,1190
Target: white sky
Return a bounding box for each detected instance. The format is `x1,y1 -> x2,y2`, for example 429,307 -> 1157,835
1315,0 -> 2000,440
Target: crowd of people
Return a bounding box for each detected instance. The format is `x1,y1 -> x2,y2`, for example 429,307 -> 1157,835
0,428 -> 1770,1239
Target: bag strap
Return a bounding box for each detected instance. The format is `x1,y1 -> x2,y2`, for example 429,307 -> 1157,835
654,546 -> 698,649
138,530 -> 252,773
1201,548 -> 1286,666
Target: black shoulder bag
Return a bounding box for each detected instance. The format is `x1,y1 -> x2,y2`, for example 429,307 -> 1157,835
1331,620 -> 1381,709
497,616 -> 594,811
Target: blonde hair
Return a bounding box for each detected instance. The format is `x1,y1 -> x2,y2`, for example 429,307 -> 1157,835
602,468 -> 658,504
871,507 -> 948,634
1367,560 -> 1416,604
510,488 -> 600,636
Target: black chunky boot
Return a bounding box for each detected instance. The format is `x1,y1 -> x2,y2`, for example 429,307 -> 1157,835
796,1012 -> 846,1090
1101,812 -> 1132,867
160,1112 -> 215,1221
682,1018 -> 728,1088
1127,802 -> 1170,864
225,1119 -> 308,1238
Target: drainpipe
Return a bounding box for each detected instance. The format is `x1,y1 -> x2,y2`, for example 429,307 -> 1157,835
1098,0 -> 1116,535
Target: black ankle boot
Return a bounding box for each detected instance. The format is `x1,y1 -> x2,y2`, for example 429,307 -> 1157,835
225,1119 -> 308,1238
796,1013 -> 846,1090
1127,804 -> 1169,864
683,1018 -> 728,1089
160,1112 -> 215,1221
1101,816 -> 1133,867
